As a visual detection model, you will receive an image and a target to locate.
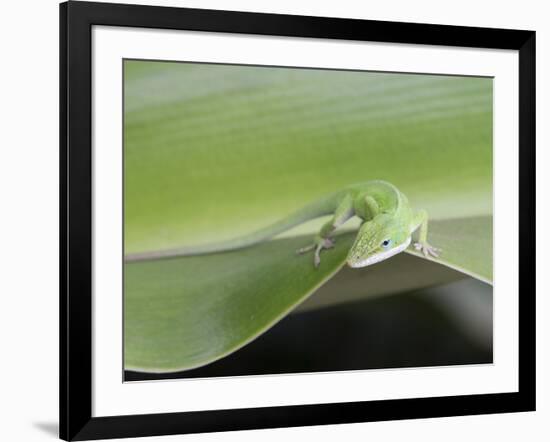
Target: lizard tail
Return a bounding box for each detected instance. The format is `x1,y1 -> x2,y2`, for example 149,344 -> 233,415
125,194 -> 340,263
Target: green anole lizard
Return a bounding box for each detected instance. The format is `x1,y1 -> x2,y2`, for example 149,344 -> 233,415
126,180 -> 440,268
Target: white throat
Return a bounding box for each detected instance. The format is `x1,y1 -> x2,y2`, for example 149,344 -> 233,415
348,236 -> 411,268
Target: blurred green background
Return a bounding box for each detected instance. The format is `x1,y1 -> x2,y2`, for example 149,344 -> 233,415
123,60 -> 493,375
124,61 -> 492,254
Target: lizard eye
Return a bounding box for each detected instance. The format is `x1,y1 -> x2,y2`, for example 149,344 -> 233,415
381,239 -> 392,248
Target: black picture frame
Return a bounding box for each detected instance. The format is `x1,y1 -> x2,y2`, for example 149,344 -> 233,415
60,1 -> 536,440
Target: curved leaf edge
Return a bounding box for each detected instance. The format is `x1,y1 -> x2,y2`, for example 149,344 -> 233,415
404,250 -> 492,286
125,256 -> 350,374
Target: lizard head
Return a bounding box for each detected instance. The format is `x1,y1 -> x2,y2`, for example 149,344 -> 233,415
346,214 -> 411,268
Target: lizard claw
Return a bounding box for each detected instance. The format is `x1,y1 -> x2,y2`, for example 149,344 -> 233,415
314,252 -> 321,268
413,242 -> 441,258
297,237 -> 335,267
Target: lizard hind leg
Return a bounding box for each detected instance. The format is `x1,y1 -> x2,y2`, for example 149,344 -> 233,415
296,236 -> 336,267
296,194 -> 354,268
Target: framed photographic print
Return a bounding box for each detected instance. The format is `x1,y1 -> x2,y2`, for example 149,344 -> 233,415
60,1 -> 536,440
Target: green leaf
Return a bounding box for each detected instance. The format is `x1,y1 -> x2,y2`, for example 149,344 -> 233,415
123,60 -> 493,373
125,223 -> 483,373
406,215 -> 492,283
124,215 -> 491,372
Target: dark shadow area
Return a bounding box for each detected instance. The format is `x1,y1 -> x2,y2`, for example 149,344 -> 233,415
126,282 -> 492,381
33,422 -> 58,438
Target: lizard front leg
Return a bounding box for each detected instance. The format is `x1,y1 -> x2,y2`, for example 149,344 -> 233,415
297,194 -> 355,268
411,209 -> 441,258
